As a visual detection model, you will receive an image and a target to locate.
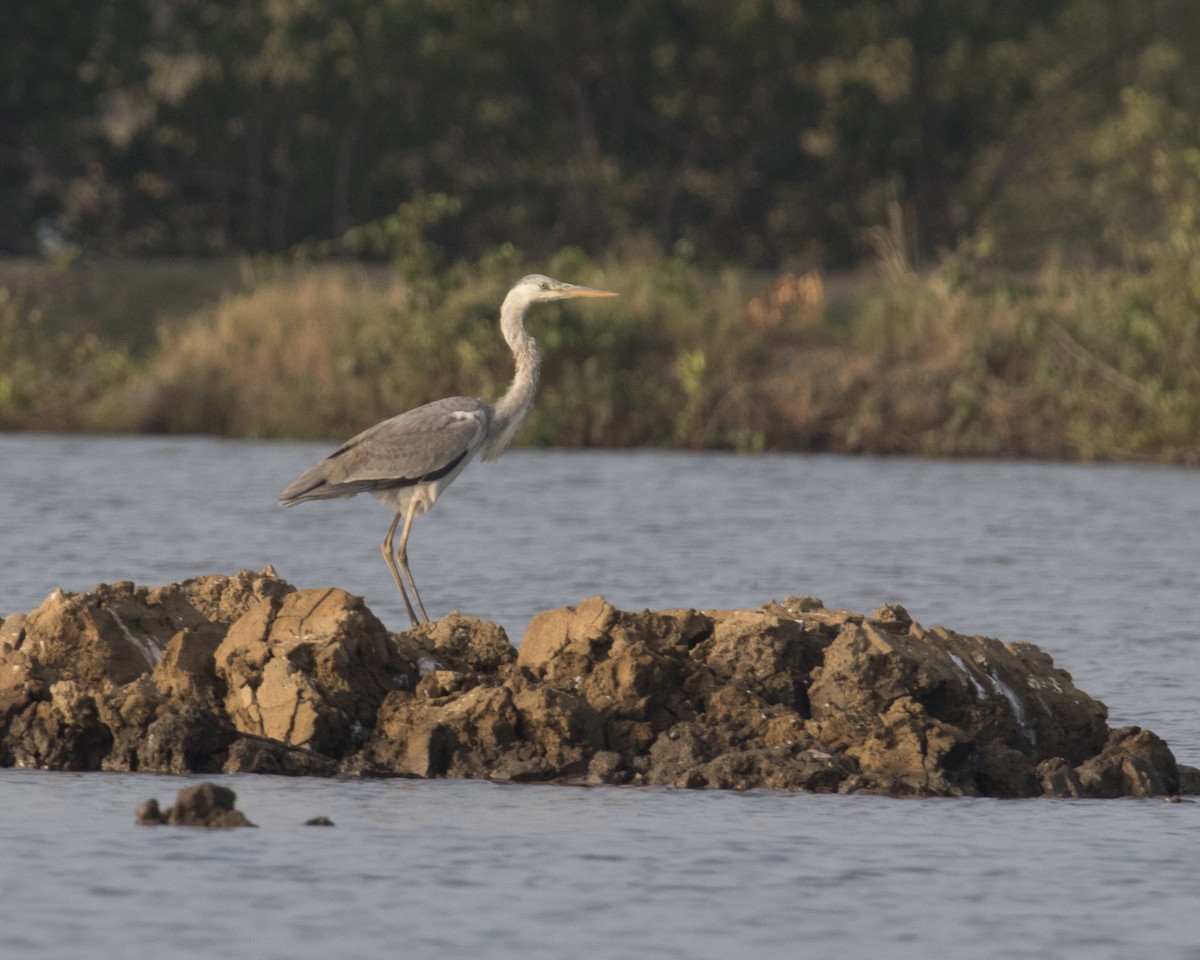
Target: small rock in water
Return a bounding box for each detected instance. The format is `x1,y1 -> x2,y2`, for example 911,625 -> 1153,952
304,815 -> 335,826
135,798 -> 165,825
136,782 -> 256,827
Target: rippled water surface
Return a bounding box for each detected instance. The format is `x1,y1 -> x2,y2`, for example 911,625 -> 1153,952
2,436 -> 1198,959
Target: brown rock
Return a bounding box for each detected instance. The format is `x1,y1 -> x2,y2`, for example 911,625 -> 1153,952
1178,764 -> 1200,796
1,574 -> 1188,800
518,596 -> 620,681
519,598 -> 704,755
698,685 -> 784,752
147,569 -> 296,627
138,705 -> 234,774
405,613 -> 516,675
415,669 -> 466,699
1076,726 -> 1180,798
645,722 -> 712,786
361,678 -> 605,782
222,736 -> 339,776
365,684 -> 520,778
692,610 -> 820,713
1036,757 -> 1085,798
0,617 -> 35,692
585,750 -> 629,785
214,588 -> 399,757
977,741 -> 1040,798
6,684 -> 112,770
4,584 -> 174,689
153,623 -> 228,713
137,782 -> 255,827
687,745 -> 856,792
0,685 -> 36,765
0,570 -> 301,774
510,684 -> 605,773
844,697 -> 979,796
763,597 -> 856,650
135,798 -> 165,824
1003,640 -> 1111,763
808,618 -> 1108,767
94,677 -> 163,771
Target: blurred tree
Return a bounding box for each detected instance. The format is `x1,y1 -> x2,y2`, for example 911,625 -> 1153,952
3,0 -> 1198,268
0,0 -> 149,252
968,0 -> 1200,267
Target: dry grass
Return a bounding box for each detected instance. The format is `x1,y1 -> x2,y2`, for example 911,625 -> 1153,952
0,256 -> 251,350
3,244 -> 1198,462
94,266 -> 427,436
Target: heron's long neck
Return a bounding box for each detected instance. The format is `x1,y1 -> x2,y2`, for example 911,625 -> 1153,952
482,297 -> 541,460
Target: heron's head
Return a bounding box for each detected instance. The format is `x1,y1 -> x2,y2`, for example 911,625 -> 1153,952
505,274 -> 618,311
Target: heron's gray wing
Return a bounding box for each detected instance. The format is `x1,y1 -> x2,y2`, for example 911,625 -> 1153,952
278,396 -> 490,504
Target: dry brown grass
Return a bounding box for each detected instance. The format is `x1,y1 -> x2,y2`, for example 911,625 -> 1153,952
93,267 -> 422,436
4,244 -> 1197,462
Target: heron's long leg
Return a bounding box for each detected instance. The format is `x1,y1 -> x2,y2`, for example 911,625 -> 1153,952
395,497 -> 429,623
382,511 -> 420,628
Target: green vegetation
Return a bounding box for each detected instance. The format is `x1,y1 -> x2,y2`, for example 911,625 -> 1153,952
0,282 -> 134,431
1,231 -> 1196,462
5,2 -> 1199,270
2,1 -> 1198,461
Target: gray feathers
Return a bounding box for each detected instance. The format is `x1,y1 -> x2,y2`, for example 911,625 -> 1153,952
276,274 -> 616,627
278,397 -> 488,504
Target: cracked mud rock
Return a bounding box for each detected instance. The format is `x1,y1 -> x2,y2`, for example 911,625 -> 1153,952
2,570 -> 1194,798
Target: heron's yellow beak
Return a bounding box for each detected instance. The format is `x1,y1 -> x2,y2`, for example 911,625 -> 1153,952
566,286 -> 618,298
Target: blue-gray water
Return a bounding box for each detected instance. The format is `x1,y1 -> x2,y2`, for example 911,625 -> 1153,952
1,436 -> 1198,959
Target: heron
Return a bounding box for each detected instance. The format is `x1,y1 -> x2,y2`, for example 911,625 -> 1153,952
277,274 -> 618,628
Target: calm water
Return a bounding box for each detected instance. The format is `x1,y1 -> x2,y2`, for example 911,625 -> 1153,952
1,435 -> 1198,959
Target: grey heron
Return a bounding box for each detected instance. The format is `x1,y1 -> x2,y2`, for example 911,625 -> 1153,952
277,274 -> 618,627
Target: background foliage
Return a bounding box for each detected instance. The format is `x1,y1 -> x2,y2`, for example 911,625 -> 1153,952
5,0 -> 1199,269
2,0 -> 1198,461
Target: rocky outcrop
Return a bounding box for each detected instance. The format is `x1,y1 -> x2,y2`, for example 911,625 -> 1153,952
213,587 -> 400,756
1,572 -> 1194,798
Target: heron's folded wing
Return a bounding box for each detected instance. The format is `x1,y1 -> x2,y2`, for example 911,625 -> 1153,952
279,398 -> 488,503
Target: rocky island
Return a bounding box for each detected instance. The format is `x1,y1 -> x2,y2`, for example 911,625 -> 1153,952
0,569 -> 1194,798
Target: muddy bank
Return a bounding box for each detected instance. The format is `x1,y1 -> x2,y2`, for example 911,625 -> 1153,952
1,570 -> 1194,798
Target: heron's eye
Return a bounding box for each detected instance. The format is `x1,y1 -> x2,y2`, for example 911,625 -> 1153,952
539,281 -> 550,290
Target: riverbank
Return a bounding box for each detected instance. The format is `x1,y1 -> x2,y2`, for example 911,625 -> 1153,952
2,249 -> 1198,462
